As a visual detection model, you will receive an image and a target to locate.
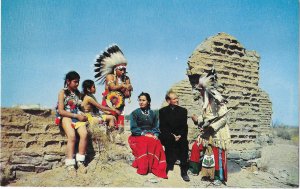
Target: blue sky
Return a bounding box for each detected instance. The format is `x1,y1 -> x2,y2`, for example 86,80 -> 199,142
2,0 -> 299,126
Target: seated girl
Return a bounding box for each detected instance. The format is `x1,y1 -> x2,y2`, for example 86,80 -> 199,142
56,71 -> 88,177
128,92 -> 168,179
81,79 -> 120,128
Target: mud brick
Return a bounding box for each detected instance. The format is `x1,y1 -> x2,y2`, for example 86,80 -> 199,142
44,140 -> 60,148
10,155 -> 43,165
1,122 -> 27,132
27,123 -> 46,132
49,129 -> 63,135
37,133 -> 53,141
227,150 -> 241,159
1,115 -> 12,122
240,150 -> 261,160
44,154 -> 63,162
13,151 -> 40,157
27,140 -> 45,149
11,115 -> 30,122
235,159 -> 252,167
14,164 -> 36,172
1,149 -> 16,160
2,132 -> 23,138
45,123 -> 61,132
35,164 -> 52,173
25,141 -> 38,148
1,140 -> 14,149
51,133 -> 65,140
43,144 -> 62,153
0,156 -> 10,163
13,140 -> 26,148
21,133 -> 38,141
44,150 -> 65,156
29,114 -> 53,123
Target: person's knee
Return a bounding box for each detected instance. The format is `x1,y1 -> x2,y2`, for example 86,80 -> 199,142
105,115 -> 113,121
110,115 -> 116,122
67,133 -> 76,143
78,128 -> 88,140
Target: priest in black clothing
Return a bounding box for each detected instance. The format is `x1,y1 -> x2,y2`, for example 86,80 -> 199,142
159,90 -> 190,182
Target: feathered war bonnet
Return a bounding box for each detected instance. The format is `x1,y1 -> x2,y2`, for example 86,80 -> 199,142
94,44 -> 128,84
188,67 -> 227,110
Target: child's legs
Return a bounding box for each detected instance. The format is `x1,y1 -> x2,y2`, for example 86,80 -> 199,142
62,117 -> 76,159
105,115 -> 116,127
77,125 -> 88,155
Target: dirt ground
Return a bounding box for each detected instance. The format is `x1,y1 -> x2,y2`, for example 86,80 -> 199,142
7,132 -> 298,188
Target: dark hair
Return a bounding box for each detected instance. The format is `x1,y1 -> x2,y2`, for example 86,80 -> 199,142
82,79 -> 95,96
81,79 -> 98,103
64,71 -> 80,96
64,71 -> 80,87
81,79 -> 98,113
188,74 -> 201,88
138,92 -> 151,107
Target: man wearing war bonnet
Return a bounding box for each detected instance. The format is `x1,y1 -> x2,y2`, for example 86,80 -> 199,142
94,44 -> 133,133
188,68 -> 232,186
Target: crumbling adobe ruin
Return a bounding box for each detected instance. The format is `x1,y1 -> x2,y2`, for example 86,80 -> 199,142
168,32 -> 273,165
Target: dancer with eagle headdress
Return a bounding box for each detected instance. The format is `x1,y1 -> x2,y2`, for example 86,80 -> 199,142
188,67 -> 233,186
94,44 -> 133,136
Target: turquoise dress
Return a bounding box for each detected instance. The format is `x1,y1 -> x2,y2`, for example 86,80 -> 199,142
130,108 -> 160,137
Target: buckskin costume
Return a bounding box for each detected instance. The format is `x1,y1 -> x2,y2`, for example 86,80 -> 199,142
188,68 -> 231,185
94,44 -> 132,132
128,108 -> 168,179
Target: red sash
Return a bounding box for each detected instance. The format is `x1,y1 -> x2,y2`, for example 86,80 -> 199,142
212,146 -> 227,181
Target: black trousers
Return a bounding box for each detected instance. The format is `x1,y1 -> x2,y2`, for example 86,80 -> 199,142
164,139 -> 189,174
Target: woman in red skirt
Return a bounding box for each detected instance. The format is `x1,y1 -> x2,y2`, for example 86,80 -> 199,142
128,92 -> 168,179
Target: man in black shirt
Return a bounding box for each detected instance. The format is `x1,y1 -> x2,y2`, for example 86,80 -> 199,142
159,90 -> 190,182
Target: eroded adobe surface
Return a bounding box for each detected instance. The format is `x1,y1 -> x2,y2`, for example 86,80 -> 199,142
167,33 -> 272,165
0,108 -> 112,184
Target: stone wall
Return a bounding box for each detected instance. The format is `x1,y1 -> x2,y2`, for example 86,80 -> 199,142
0,108 -> 104,184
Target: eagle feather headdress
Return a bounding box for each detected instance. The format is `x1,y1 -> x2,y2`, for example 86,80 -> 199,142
188,67 -> 227,110
94,44 -> 127,84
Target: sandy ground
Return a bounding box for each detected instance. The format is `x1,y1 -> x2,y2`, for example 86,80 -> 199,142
7,134 -> 298,188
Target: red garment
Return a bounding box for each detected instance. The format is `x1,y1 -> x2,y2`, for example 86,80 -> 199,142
212,146 -> 227,181
190,141 -> 204,163
128,135 -> 168,179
